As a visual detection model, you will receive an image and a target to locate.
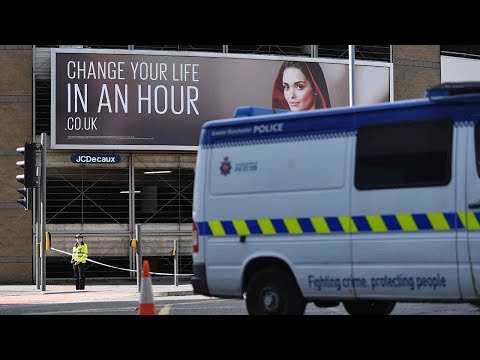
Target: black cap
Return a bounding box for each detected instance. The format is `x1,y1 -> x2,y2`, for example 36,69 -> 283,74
75,234 -> 83,238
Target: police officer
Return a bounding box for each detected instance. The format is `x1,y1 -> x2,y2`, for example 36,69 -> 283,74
71,234 -> 88,290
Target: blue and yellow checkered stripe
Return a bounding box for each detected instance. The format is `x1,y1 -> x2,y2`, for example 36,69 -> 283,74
197,212 -> 480,236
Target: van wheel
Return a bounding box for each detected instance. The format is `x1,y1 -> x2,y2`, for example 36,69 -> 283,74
246,268 -> 306,315
343,300 -> 395,315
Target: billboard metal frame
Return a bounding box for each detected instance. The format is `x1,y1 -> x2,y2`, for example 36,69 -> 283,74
51,48 -> 393,151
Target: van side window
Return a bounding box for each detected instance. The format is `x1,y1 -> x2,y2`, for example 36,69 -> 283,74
355,118 -> 453,190
475,123 -> 480,178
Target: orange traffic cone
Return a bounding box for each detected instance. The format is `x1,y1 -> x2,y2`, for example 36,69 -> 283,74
138,260 -> 157,315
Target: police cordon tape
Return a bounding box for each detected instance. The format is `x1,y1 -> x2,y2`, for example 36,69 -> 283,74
50,246 -> 193,277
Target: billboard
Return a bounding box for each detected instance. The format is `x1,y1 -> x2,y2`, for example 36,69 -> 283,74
51,48 -> 392,150
441,55 -> 480,82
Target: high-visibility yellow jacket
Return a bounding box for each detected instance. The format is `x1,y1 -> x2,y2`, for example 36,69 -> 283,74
72,243 -> 88,263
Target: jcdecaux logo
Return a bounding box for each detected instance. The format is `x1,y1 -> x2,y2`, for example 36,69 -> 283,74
71,154 -> 121,164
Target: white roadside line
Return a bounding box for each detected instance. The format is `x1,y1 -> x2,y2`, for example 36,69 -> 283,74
158,305 -> 171,315
157,297 -> 230,315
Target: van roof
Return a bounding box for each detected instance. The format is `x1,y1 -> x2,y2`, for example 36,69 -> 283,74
425,81 -> 480,98
202,98 -> 428,129
204,82 -> 480,130
199,82 -> 480,147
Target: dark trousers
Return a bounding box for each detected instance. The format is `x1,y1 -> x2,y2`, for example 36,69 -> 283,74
73,262 -> 86,290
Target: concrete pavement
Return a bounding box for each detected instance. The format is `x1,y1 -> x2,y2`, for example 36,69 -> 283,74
0,283 -> 194,305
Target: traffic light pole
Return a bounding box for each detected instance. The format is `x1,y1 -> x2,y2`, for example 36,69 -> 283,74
35,185 -> 41,289
40,133 -> 47,291
15,139 -> 42,288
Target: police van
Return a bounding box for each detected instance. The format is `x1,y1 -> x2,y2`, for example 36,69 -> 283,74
191,82 -> 480,315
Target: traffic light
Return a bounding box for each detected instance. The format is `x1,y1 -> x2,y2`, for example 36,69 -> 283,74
16,143 -> 36,188
16,187 -> 33,210
16,143 -> 36,210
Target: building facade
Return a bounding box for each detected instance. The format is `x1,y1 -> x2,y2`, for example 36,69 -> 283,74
0,45 -> 442,283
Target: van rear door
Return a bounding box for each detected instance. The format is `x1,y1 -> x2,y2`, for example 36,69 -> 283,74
465,121 -> 480,297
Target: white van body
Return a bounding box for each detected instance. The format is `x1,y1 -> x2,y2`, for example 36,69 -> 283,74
191,83 -> 480,315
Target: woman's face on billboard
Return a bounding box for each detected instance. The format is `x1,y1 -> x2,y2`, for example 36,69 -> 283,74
282,67 -> 315,111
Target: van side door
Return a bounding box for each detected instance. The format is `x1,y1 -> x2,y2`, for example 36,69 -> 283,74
351,116 -> 460,300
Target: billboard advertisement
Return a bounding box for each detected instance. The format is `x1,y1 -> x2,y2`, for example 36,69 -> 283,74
51,48 -> 392,150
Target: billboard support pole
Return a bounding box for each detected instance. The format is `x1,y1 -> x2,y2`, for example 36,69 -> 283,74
40,133 -> 47,291
349,45 -> 355,107
129,156 -> 135,280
